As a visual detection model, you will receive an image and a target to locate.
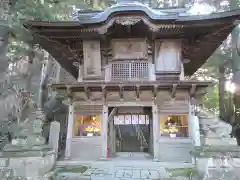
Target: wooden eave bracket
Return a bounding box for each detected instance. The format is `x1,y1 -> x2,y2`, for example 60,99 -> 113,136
171,84 -> 177,99
101,85 -> 107,103
66,86 -> 73,99
84,85 -> 90,101
152,85 -> 158,101
189,84 -> 197,98
135,85 -> 140,101
119,85 -> 124,101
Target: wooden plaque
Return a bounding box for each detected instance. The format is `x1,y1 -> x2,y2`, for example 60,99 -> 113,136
112,39 -> 148,59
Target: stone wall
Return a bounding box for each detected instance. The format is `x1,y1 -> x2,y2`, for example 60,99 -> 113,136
71,137 -> 102,160
158,138 -> 192,162
0,149 -> 55,179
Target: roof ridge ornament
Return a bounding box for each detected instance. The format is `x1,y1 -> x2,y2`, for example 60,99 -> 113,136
116,0 -> 145,6
117,0 -> 138,3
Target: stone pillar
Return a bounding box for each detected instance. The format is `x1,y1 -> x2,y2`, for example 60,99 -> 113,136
152,104 -> 159,161
49,121 -> 60,156
101,105 -> 108,159
65,99 -> 74,159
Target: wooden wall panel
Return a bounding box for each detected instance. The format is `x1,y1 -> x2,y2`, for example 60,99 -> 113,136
83,40 -> 101,77
154,40 -> 181,72
111,38 -> 148,59
158,100 -> 189,114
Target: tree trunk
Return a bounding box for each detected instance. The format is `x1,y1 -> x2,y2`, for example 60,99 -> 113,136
230,0 -> 240,145
25,44 -> 35,92
38,51 -> 53,110
0,0 -> 10,55
233,71 -> 240,145
218,64 -> 226,120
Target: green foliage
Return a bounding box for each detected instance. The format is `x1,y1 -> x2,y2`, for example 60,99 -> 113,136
167,168 -> 198,177
203,86 -> 219,110
56,166 -> 88,173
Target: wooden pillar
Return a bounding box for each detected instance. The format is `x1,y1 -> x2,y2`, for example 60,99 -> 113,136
77,64 -> 83,82
101,105 -> 108,159
152,104 -> 160,161
65,98 -> 74,159
188,102 -> 193,138
180,63 -> 184,80
109,120 -> 115,154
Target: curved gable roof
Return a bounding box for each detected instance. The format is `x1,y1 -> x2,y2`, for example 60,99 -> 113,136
23,2 -> 240,78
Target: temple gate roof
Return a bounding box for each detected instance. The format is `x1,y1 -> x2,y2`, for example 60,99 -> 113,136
23,1 -> 240,79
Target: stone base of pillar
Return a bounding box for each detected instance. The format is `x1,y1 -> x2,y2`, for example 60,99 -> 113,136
99,157 -> 110,161
64,156 -> 71,160
192,157 -> 196,165
153,158 -> 160,162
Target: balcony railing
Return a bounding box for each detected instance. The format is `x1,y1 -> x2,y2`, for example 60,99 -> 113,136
105,61 -> 155,81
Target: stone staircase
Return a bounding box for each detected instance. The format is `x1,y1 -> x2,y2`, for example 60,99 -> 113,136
117,125 -> 141,152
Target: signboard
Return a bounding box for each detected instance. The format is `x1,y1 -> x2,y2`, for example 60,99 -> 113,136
114,115 -> 149,125
139,115 -> 146,124
124,115 -> 131,124
114,115 -> 125,125
131,115 -> 139,124
145,115 -> 149,125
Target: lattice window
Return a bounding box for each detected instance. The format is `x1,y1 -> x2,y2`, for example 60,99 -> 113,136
131,62 -> 149,80
110,62 -> 149,81
111,63 -> 130,80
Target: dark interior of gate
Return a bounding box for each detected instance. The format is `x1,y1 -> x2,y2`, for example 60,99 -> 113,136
108,106 -> 154,159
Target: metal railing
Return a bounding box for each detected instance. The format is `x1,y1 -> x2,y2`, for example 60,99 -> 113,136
134,125 -> 148,147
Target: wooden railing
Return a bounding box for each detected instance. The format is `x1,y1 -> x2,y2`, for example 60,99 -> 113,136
105,61 -> 155,81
